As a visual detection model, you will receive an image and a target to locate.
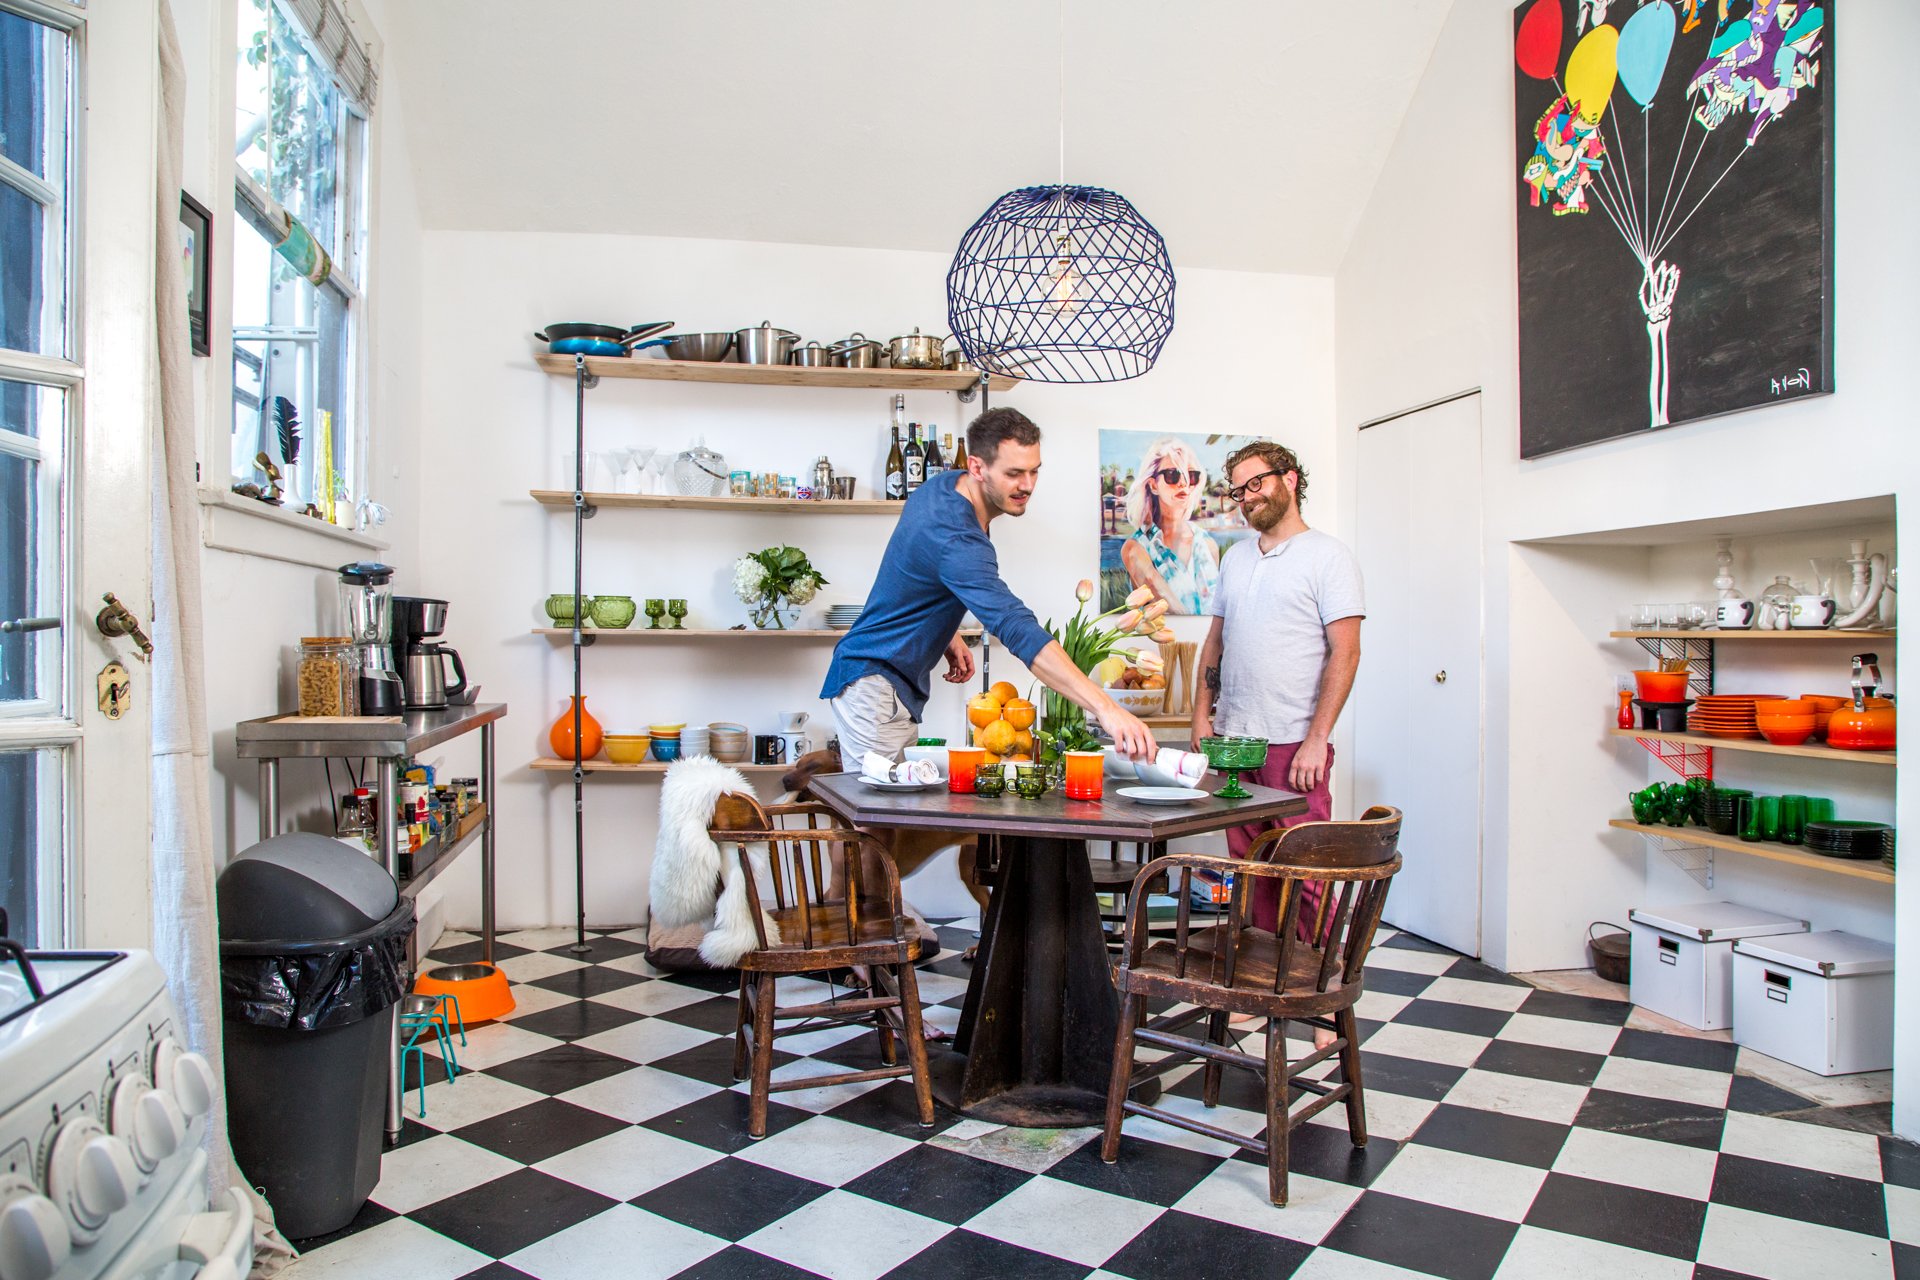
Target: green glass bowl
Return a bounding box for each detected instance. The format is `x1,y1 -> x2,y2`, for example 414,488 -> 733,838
1200,735 -> 1269,770
1013,764 -> 1048,799
589,595 -> 637,628
973,765 -> 1006,797
545,593 -> 593,624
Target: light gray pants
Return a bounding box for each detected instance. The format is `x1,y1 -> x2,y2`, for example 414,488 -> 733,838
830,674 -> 917,768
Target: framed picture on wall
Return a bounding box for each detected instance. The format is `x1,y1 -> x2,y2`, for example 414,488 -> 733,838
1512,0 -> 1833,458
1097,429 -> 1266,616
179,191 -> 212,357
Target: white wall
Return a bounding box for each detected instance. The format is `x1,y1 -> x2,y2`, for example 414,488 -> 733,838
1334,0 -> 1918,1133
407,231 -> 1334,931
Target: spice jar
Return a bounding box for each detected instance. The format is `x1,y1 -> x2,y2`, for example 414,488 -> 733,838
297,637 -> 358,717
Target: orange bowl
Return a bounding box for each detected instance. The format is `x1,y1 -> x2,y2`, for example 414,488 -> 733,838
1753,699 -> 1815,716
415,962 -> 516,1022
1758,724 -> 1816,746
1632,670 -> 1691,702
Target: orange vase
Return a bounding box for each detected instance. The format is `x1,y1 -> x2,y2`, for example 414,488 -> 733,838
548,696 -> 603,761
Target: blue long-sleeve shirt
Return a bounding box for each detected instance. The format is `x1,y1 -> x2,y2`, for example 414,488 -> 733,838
821,470 -> 1054,720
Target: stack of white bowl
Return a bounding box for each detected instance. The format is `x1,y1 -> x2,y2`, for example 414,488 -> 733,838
680,726 -> 710,758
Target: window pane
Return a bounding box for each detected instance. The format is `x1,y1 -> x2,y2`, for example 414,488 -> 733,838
0,10 -> 53,178
0,748 -> 64,946
236,0 -> 339,257
0,171 -> 56,357
0,381 -> 60,709
0,10 -> 66,359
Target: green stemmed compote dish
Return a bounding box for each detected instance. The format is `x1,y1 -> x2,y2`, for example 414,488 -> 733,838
1200,735 -> 1268,800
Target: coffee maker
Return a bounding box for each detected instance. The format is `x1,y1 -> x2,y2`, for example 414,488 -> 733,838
337,562 -> 404,714
395,596 -> 468,710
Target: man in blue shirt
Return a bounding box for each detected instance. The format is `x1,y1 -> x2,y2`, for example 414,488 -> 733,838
822,408 -> 1157,765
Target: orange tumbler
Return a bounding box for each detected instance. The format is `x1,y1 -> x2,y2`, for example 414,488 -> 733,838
1063,750 -> 1105,800
948,747 -> 985,792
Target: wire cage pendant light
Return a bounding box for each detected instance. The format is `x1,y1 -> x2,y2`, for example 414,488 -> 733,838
947,184 -> 1176,384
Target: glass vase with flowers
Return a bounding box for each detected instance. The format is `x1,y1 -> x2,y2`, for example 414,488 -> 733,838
1038,579 -> 1176,753
733,545 -> 828,629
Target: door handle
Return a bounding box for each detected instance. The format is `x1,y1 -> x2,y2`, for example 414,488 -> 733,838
0,617 -> 60,634
1434,670 -> 1448,684
96,593 -> 154,658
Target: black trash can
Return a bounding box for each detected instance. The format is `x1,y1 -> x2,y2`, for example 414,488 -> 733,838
219,832 -> 414,1239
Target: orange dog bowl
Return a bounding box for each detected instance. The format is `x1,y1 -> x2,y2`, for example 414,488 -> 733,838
415,962 -> 515,1022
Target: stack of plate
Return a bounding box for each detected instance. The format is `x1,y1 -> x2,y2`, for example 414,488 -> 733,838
1689,694 -> 1784,739
1702,788 -> 1751,836
826,604 -> 864,631
1803,820 -> 1895,861
707,721 -> 748,764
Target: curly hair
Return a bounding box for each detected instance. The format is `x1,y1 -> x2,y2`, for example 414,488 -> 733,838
1222,439 -> 1309,510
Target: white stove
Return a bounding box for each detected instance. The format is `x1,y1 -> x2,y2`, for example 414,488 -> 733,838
0,946 -> 252,1280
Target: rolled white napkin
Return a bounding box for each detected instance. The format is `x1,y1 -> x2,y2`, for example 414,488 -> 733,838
1161,749 -> 1210,788
861,752 -> 938,784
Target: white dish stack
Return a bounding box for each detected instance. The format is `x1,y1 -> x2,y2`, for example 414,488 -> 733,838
826,604 -> 863,631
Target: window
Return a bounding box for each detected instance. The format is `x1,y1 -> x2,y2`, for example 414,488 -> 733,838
230,0 -> 369,519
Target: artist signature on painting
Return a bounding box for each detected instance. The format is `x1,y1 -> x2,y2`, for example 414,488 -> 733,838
1770,369 -> 1813,396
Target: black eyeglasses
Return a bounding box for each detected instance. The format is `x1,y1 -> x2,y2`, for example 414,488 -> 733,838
1227,469 -> 1288,503
1153,467 -> 1202,486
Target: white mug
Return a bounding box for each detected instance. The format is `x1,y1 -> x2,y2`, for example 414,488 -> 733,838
1789,595 -> 1836,628
1715,598 -> 1755,629
779,710 -> 811,733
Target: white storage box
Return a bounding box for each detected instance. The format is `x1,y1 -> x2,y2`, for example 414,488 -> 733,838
1627,902 -> 1808,1030
1732,931 -> 1895,1076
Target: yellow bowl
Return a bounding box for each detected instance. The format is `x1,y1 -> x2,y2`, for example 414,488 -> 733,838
649,723 -> 685,737
604,734 -> 652,764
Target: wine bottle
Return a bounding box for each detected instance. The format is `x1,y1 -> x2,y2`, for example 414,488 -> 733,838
885,425 -> 906,500
904,424 -> 926,492
953,430 -> 968,472
924,428 -> 944,477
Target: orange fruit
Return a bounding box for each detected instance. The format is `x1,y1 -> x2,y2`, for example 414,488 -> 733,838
988,680 -> 1020,706
977,719 -> 1017,757
1003,697 -> 1036,730
967,693 -> 1004,728
1011,729 -> 1034,757
1007,752 -> 1032,763
981,750 -> 1002,766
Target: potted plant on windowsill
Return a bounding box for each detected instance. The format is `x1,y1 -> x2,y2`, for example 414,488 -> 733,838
733,545 -> 827,629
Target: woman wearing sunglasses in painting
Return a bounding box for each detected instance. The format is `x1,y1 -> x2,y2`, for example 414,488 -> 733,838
1120,436 -> 1222,615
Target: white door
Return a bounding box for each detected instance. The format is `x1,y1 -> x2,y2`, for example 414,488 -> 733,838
0,0 -> 156,947
1351,394 -> 1484,956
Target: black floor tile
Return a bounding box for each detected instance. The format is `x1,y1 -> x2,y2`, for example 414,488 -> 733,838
1893,1240 -> 1920,1280
1047,1133 -> 1227,1206
1709,1152 -> 1887,1236
393,1116 -> 440,1148
1393,998 -> 1513,1039
451,1097 -> 629,1164
410,1167 -> 617,1258
822,1078 -> 961,1138
505,999 -> 645,1043
1360,966 -> 1440,998
655,995 -> 755,1035
1271,1120 -> 1401,1187
1442,957 -> 1529,986
1473,1038 -> 1608,1087
1692,1267 -> 1766,1280
1380,931 -> 1456,955
1525,1173 -> 1707,1259
1883,1135 -> 1920,1189
1575,1088 -> 1727,1151
1166,1057 -> 1275,1113
1797,1101 -> 1895,1136
1727,1072 -> 1819,1116
484,1043 -> 638,1095
631,1157 -> 830,1240
1412,1103 -> 1570,1169
286,1197 -> 396,1252
649,1037 -> 796,1088
884,1229 -> 1084,1280
1612,1028 -> 1741,1073
1519,989 -> 1634,1026
430,938 -> 530,966
1320,1191 -> 1517,1280
554,932 -> 649,960
528,964 -> 648,1000
670,1247 -> 827,1280
642,1088 -> 812,1153
843,1144 -> 1032,1224
456,1265 -> 541,1280
1103,1210 -> 1312,1280
1355,1051 -> 1468,1102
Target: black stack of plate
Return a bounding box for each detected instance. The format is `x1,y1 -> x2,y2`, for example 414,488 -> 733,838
1803,820 -> 1895,862
1702,788 -> 1750,836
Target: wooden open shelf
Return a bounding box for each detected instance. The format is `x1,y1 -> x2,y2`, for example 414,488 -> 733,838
533,627 -> 982,640
1609,629 -> 1896,641
1609,819 -> 1894,885
536,353 -> 1016,393
1608,726 -> 1894,766
530,758 -> 789,776
531,490 -> 900,515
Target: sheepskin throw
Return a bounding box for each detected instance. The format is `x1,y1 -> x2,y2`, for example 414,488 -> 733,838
649,757 -> 778,968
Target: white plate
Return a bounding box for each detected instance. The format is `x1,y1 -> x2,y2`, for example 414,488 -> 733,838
1118,785 -> 1208,805
860,776 -> 942,792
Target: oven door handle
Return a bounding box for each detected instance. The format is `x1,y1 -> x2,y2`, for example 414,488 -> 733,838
178,1186 -> 253,1278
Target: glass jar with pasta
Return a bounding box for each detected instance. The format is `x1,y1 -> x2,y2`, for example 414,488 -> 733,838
297,637 -> 360,717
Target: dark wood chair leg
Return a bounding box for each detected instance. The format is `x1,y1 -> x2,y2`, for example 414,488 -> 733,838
1200,1010 -> 1230,1107
1100,990 -> 1141,1163
1265,1015 -> 1292,1206
732,970 -> 751,1082
748,970 -> 778,1139
894,961 -> 936,1127
874,998 -> 898,1067
1336,1005 -> 1368,1147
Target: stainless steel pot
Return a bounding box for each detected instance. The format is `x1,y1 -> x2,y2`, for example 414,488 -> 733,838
789,341 -> 832,367
734,321 -> 799,365
828,332 -> 885,368
661,332 -> 734,362
887,327 -> 946,370
944,343 -> 975,372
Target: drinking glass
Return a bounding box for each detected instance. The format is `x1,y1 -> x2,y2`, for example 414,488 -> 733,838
948,747 -> 985,793
1739,795 -> 1765,843
644,599 -> 666,629
973,764 -> 1006,797
667,599 -> 688,630
1014,765 -> 1048,800
1201,736 -> 1267,799
1063,751 -> 1105,800
1805,796 -> 1835,825
1779,794 -> 1808,845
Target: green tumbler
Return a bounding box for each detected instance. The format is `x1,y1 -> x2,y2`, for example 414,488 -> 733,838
1779,794 -> 1808,846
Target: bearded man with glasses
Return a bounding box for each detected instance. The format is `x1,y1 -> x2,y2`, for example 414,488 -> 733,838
1194,441 -> 1365,949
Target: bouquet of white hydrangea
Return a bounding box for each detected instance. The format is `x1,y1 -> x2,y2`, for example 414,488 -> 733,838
733,545 -> 827,629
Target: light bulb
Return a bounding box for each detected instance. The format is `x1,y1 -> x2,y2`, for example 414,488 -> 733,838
1046,234 -> 1084,314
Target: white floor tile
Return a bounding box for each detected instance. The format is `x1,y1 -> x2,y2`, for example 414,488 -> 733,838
490,983 -> 575,1022
430,930 -> 478,950
928,1122 -> 1097,1174
1592,1056 -> 1732,1109
494,950 -> 589,983
412,1071 -> 546,1132
740,1188 -> 952,1280
1719,1111 -> 1882,1182
731,1055 -> 892,1114
734,1113 -> 917,1185
1441,1069 -> 1590,1125
281,1216 -> 487,1279
1175,1159 -> 1362,1244
589,978 -> 725,1016
559,1064 -> 722,1124
1141,1092 -> 1270,1139
964,1174 -> 1164,1266
1287,1248 -> 1437,1278
907,970 -> 970,1004
1493,1225 -> 1694,1279
534,1125 -> 722,1200
1367,1143 -> 1546,1222
1887,1183 -> 1920,1248
1360,1022 -> 1490,1069
577,1015 -> 719,1064
1305,1087 -> 1436,1143
1362,947 -> 1457,976
1419,976 -> 1534,1012
1495,1012 -> 1622,1056
606,926 -> 650,943
369,1134 -> 519,1214
499,926 -> 598,952
1695,1203 -> 1892,1280
1353,989 -> 1413,1023
427,1020 -> 558,1071
1550,1127 -> 1718,1202
598,952 -> 670,977
505,1204 -> 726,1280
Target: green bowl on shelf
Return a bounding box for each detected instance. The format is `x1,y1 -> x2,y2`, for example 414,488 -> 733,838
589,595 -> 637,628
545,593 -> 594,624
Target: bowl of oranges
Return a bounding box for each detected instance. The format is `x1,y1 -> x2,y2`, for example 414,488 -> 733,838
967,681 -> 1039,765
1093,652 -> 1168,716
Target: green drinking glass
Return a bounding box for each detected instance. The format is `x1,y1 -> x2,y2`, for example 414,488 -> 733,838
974,765 -> 1007,798
1013,765 -> 1047,800
1201,735 -> 1268,800
643,598 -> 666,629
1779,794 -> 1808,846
1756,795 -> 1782,842
1805,796 -> 1835,825
1738,796 -> 1763,843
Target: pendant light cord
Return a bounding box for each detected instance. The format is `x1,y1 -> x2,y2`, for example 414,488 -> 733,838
1057,0 -> 1066,187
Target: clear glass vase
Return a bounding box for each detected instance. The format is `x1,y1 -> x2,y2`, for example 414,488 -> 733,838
750,598 -> 799,629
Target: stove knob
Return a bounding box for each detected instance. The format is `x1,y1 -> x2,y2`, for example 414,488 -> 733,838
0,1184 -> 71,1280
153,1039 -> 215,1121
110,1076 -> 186,1173
45,1119 -> 138,1243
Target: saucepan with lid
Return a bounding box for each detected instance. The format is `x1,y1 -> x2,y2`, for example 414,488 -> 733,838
828,332 -> 885,368
789,341 -> 833,367
734,321 -> 800,365
887,327 -> 947,370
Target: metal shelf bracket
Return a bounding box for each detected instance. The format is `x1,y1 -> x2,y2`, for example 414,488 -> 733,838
1634,831 -> 1716,888
1632,735 -> 1714,780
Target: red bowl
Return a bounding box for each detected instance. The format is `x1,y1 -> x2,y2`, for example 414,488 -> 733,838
1632,670 -> 1691,702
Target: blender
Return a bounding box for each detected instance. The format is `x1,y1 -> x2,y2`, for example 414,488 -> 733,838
337,562 -> 404,714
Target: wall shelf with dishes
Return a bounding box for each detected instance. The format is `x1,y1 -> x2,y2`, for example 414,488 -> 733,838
532,627 -> 984,642
529,490 -> 903,515
534,352 -> 1016,393
1607,726 -> 1895,767
529,758 -> 790,776
1608,819 -> 1895,888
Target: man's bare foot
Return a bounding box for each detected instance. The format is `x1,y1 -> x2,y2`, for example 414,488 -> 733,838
1313,1026 -> 1337,1052
962,944 -> 978,962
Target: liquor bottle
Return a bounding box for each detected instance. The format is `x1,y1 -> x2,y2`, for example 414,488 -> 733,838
953,431 -> 968,472
885,425 -> 906,500
924,429 -> 944,477
903,424 -> 926,492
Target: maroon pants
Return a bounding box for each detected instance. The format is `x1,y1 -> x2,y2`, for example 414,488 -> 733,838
1225,740 -> 1334,933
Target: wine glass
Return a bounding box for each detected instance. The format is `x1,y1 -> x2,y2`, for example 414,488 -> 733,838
647,451 -> 672,496
630,446 -> 658,495
666,599 -> 688,630
644,599 -> 666,630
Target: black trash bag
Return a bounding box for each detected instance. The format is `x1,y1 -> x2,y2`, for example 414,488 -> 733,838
220,900 -> 414,1031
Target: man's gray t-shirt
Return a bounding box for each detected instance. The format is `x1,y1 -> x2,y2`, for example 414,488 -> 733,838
1208,528 -> 1365,743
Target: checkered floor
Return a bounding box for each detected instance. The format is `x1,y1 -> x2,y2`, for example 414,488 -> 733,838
281,922 -> 1916,1280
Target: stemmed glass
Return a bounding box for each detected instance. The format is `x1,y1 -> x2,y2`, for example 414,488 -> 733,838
666,599 -> 688,630
646,452 -> 672,496
644,599 -> 666,630
1200,736 -> 1267,800
630,446 -> 658,495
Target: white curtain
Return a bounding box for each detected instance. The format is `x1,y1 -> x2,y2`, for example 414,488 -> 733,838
152,4 -> 293,1271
